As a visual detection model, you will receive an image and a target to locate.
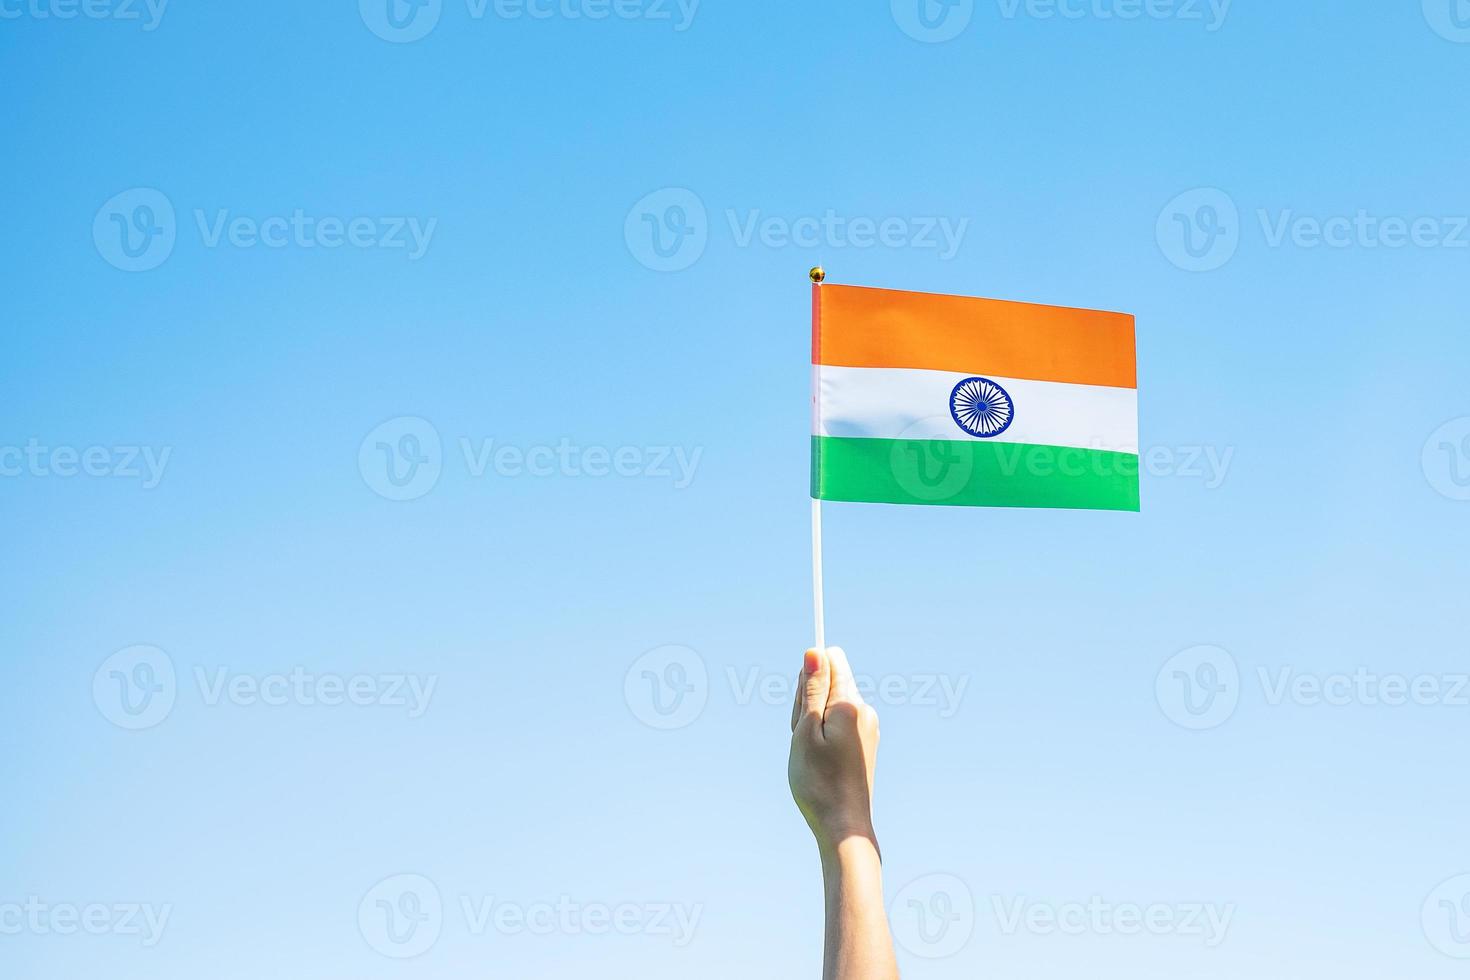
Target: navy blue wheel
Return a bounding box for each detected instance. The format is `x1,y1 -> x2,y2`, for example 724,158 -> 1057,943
949,377 -> 1015,438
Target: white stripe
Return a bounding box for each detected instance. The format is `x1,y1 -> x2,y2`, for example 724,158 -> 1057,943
816,365 -> 1138,453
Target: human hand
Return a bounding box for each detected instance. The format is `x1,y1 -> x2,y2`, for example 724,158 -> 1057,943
788,646 -> 881,854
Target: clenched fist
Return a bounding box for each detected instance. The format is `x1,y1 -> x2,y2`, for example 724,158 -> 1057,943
788,646 -> 881,852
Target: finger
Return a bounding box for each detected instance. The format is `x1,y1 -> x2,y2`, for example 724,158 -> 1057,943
824,645 -> 864,707
797,647 -> 830,727
790,649 -> 817,731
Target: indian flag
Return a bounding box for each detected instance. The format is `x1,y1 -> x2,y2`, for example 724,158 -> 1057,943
811,283 -> 1139,512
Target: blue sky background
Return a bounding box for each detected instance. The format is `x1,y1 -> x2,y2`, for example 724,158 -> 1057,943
3,1 -> 1470,977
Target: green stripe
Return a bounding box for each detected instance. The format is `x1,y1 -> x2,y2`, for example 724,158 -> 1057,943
812,436 -> 1140,512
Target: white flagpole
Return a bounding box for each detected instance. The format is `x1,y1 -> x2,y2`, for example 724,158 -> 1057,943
809,265 -> 827,653
812,496 -> 826,653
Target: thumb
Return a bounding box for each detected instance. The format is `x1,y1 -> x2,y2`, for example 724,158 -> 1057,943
799,648 -> 831,726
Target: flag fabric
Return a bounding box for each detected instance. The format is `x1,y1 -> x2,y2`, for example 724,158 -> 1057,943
811,283 -> 1139,512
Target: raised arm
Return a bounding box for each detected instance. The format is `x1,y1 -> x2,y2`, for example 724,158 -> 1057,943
788,646 -> 900,980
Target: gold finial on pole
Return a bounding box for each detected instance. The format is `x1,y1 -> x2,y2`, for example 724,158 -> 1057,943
809,266 -> 826,284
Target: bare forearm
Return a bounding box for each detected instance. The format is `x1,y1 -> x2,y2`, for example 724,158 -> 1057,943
820,836 -> 900,980
790,647 -> 899,979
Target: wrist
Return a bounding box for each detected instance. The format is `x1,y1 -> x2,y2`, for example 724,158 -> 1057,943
817,824 -> 881,866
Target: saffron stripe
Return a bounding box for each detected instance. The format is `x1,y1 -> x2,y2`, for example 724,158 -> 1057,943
815,283 -> 1136,389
